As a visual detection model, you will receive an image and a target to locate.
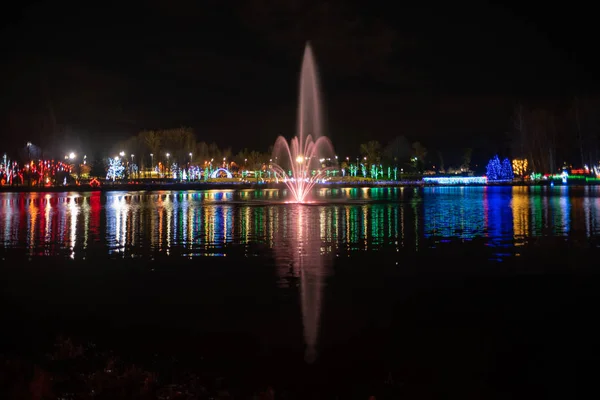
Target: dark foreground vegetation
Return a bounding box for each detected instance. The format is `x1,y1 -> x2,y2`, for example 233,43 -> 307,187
1,242 -> 599,399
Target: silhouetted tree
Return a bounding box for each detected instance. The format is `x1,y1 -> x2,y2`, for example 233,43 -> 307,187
359,140 -> 381,164
90,155 -> 106,178
411,141 -> 427,172
461,148 -> 472,171
383,136 -> 411,165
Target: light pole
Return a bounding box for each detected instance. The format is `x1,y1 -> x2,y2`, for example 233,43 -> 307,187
166,153 -> 170,177
67,152 -> 78,181
150,153 -> 154,178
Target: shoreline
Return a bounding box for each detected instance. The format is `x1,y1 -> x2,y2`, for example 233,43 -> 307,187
0,179 -> 589,193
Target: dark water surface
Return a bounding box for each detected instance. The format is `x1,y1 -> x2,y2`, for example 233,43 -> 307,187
1,186 -> 599,398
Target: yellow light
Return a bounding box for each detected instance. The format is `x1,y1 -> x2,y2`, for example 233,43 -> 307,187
296,155 -> 304,164
512,159 -> 528,176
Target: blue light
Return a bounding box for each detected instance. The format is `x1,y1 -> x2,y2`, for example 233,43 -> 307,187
486,155 -> 514,182
423,176 -> 487,185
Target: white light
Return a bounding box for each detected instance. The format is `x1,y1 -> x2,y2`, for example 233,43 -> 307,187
119,151 -> 125,157
423,176 -> 487,185
296,155 -> 304,164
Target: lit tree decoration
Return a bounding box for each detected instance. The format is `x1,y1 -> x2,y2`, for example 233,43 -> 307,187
486,155 -> 514,181
486,155 -> 502,181
106,157 -> 124,181
370,164 -> 377,179
189,166 -> 200,180
512,159 -> 528,176
500,158 -> 514,181
130,163 -> 138,177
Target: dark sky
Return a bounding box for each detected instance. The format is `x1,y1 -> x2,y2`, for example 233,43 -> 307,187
1,0 -> 597,161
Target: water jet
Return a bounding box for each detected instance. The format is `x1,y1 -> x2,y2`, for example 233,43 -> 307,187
271,42 -> 335,203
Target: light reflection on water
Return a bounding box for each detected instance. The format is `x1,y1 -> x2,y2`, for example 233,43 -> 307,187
2,186 -> 600,260
3,186 -> 600,364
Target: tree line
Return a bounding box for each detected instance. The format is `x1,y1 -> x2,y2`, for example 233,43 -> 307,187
107,127 -> 431,172
509,98 -> 600,174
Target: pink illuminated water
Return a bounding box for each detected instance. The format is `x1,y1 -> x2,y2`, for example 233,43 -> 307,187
271,43 -> 335,203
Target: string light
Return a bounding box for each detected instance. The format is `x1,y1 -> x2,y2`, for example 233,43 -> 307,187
423,176 -> 487,185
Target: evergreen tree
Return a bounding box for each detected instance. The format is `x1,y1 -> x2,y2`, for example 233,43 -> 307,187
90,156 -> 106,178
486,155 -> 502,181
500,158 -> 514,181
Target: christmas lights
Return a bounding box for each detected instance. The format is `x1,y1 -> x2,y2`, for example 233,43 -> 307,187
486,155 -> 513,182
512,159 -> 528,176
423,176 -> 487,185
106,157 -> 124,181
500,158 -> 514,181
210,168 -> 233,179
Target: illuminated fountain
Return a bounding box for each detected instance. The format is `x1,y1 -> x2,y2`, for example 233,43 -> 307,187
271,42 -> 335,203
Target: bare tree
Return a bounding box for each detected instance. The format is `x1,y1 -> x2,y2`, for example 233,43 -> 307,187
359,140 -> 382,164
383,136 -> 411,165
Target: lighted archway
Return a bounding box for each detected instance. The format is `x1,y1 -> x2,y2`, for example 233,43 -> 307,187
210,168 -> 233,179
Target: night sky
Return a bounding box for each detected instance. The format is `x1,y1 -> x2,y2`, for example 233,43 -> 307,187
1,0 -> 597,163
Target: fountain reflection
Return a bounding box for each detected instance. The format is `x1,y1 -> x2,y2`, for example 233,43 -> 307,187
273,204 -> 331,363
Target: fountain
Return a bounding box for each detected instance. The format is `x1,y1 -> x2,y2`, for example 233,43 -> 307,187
271,42 -> 334,363
271,42 -> 335,203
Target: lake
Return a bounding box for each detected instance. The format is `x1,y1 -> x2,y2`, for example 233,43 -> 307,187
1,186 -> 599,398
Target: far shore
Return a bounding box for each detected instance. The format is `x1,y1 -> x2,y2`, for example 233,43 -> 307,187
0,180 -> 420,193
0,178 -> 576,193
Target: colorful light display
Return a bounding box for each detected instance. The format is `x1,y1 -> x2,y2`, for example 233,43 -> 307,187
501,158 -> 514,181
210,168 -> 233,179
512,159 -> 528,176
486,155 -> 513,182
1,157 -> 72,186
423,176 -> 487,185
106,157 -> 125,181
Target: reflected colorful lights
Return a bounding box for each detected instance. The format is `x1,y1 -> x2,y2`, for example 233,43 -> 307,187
1,188 -> 600,260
